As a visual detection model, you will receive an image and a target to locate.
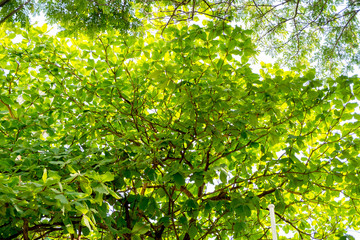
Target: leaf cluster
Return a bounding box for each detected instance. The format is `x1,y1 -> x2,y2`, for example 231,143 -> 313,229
0,19 -> 360,239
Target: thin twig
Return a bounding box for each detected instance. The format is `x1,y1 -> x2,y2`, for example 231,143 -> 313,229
330,9 -> 360,56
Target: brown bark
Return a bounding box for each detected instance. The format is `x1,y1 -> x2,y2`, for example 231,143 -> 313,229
22,219 -> 29,240
0,0 -> 11,8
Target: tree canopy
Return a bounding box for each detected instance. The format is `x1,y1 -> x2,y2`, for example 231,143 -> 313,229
1,18 -> 360,239
0,0 -> 142,33
1,0 -> 359,75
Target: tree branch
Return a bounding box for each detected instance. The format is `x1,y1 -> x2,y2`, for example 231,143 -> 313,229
330,9 -> 360,56
0,0 -> 31,25
0,0 -> 11,8
0,98 -> 15,119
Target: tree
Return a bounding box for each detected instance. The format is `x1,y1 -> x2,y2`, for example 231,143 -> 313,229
1,0 -> 359,75
0,0 -> 142,34
235,0 -> 360,76
1,19 -> 360,239
149,0 -> 360,76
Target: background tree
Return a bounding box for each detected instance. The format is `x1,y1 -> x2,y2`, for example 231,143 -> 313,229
1,0 -> 359,75
1,20 -> 360,239
148,0 -> 360,76
236,0 -> 360,76
0,0 -> 143,34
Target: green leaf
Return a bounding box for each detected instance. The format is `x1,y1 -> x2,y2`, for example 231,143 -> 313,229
188,225 -> 198,239
275,189 -> 283,202
173,173 -> 185,187
220,170 -> 227,184
0,95 -> 13,105
55,194 -> 69,205
67,165 -> 76,174
185,199 -> 198,209
326,175 -> 333,186
63,217 -> 75,234
100,172 -> 114,182
80,180 -> 92,195
93,183 -> 109,195
132,222 -> 150,235
42,168 -> 47,183
159,217 -> 170,227
107,187 -> 120,199
82,215 -> 92,231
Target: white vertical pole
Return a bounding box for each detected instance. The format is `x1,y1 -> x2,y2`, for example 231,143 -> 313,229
268,204 -> 277,240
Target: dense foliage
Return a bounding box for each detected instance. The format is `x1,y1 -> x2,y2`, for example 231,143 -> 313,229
1,0 -> 359,75
0,0 -> 142,34
1,20 -> 360,239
